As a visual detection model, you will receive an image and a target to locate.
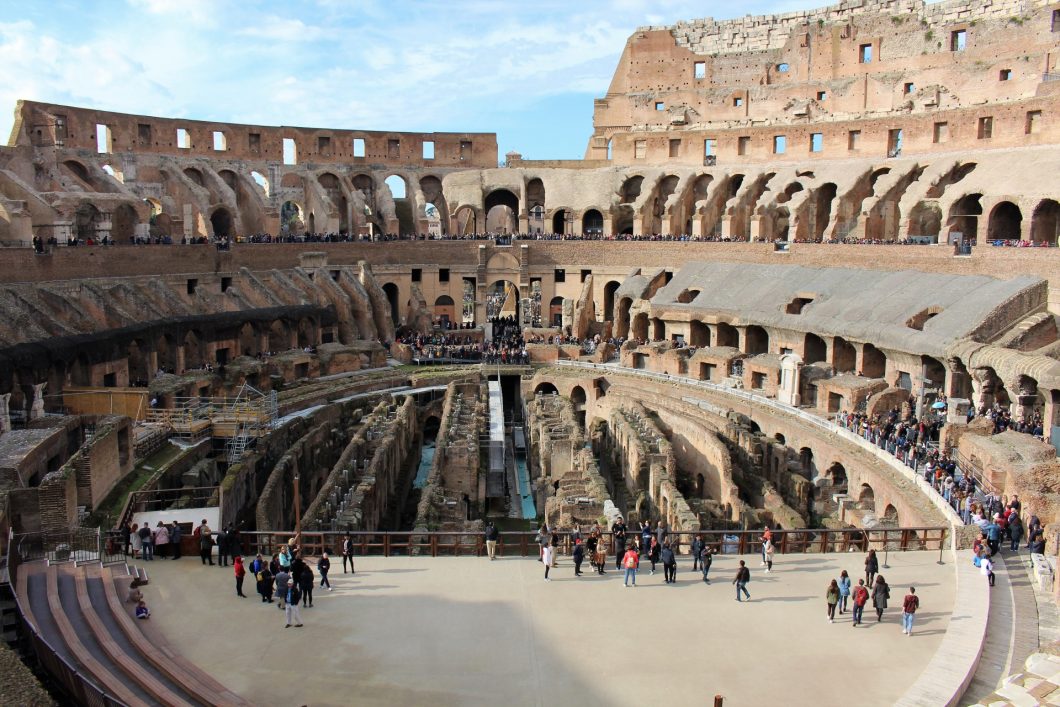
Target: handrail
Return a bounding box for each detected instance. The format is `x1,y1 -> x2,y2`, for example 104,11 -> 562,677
553,360 -> 965,531
235,527 -> 947,558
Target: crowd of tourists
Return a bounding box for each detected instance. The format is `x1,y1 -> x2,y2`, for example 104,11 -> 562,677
972,402 -> 1047,442
124,518 -> 241,564
398,316 -> 530,364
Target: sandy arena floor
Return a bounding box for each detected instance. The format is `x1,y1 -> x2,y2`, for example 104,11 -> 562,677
141,551 -> 955,707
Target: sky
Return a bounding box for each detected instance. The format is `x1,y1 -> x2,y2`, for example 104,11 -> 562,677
0,0 -> 810,160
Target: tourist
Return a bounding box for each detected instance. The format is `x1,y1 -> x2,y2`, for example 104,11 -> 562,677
661,542 -> 677,584
215,526 -> 229,567
318,552 -> 332,590
342,534 -> 356,574
837,570 -> 851,614
258,564 -> 274,603
826,580 -> 839,622
700,545 -> 713,583
135,600 -> 151,620
647,536 -> 660,575
984,516 -> 1002,555
284,579 -> 303,628
199,526 -> 214,566
279,545 -> 292,571
760,526 -> 773,566
122,522 -> 133,557
130,523 -> 142,559
691,535 -> 703,571
536,524 -> 549,563
169,521 -> 182,560
764,538 -> 775,573
1027,516 -> 1044,552
640,522 -> 652,560
542,539 -> 554,582
902,587 -> 920,635
274,567 -> 290,609
153,521 -> 170,560
864,550 -> 878,587
622,544 -> 640,587
733,560 -> 751,602
485,521 -> 499,560
573,539 -> 584,576
586,531 -> 600,574
234,555 -> 247,597
1009,513 -> 1024,552
299,563 -> 314,607
612,517 -> 627,570
872,576 -> 890,621
981,552 -> 995,587
655,520 -> 668,548
851,579 -> 870,626
549,530 -> 559,567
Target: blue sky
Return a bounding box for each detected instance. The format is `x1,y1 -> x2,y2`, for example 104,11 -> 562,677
0,0 -> 809,160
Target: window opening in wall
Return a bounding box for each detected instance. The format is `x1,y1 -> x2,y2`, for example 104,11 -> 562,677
859,44 -> 872,63
773,135 -> 787,154
331,270 -> 341,282
664,270 -> 673,284
733,96 -> 744,107
439,268 -> 449,283
249,132 -> 260,152
212,131 -> 226,151
888,129 -> 903,157
317,135 -> 331,154
283,138 -> 297,164
221,276 -> 232,292
95,124 -> 112,153
387,139 -> 400,158
933,122 -> 949,143
581,269 -> 591,282
1026,110 -> 1042,134
353,138 -> 365,157
655,102 -> 665,111
669,139 -> 680,158
785,296 -> 814,314
848,130 -> 861,150
816,90 -> 827,101
137,123 -> 152,146
738,136 -> 750,155
460,140 -> 472,160
103,372 -> 117,388
999,69 -> 1012,81
606,138 -> 613,160
810,133 -> 823,153
702,363 -> 716,380
187,278 -> 198,295
906,307 -> 942,330
176,128 -> 191,149
423,140 -> 434,159
777,63 -> 789,72
412,268 -> 422,282
634,140 -> 646,159
1053,9 -> 1060,31
554,269 -> 565,283
694,61 -> 706,79
978,116 -> 993,139
951,29 -> 966,51
904,82 -> 915,94
752,372 -> 767,389
704,138 -> 716,157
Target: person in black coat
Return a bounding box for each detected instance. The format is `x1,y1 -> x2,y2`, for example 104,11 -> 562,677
661,543 -> 677,584
573,540 -> 585,576
298,564 -> 314,607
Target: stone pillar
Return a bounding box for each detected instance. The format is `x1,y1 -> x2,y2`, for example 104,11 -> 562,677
748,214 -> 763,241
736,327 -> 748,354
29,383 -> 47,420
175,346 -> 186,375
0,393 -> 10,433
778,354 -> 803,406
691,214 -> 703,238
147,350 -> 159,376
720,214 -> 733,239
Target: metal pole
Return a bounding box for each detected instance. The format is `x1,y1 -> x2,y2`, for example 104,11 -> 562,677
714,696 -> 724,707
293,474 -> 302,548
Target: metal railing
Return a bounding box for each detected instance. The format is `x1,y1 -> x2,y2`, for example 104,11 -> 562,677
238,527 -> 947,558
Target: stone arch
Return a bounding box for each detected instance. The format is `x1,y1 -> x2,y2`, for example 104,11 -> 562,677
111,203 -> 138,242
210,207 -> 233,239
832,337 -> 857,373
183,330 -> 205,370
881,504 -> 899,526
603,281 -> 621,322
126,339 -> 150,385
862,343 -> 886,378
454,205 -> 478,235
74,202 -> 102,241
947,193 -> 982,240
987,201 -> 1022,241
184,167 -> 205,187
799,447 -> 815,477
804,333 -> 827,363
632,312 -> 649,340
548,296 -> 564,327
582,208 -> 604,235
434,295 -> 455,326
381,283 -> 400,326
907,201 -> 942,238
616,297 -> 633,338
526,178 -> 545,211
267,320 -> 288,352
250,171 -> 270,198
826,462 -> 847,490
488,280 -> 520,321
484,189 -> 519,234
689,320 -> 710,347
857,482 -> 874,510
812,183 -> 837,239
745,325 -> 769,355
385,175 -> 414,235
716,322 -> 738,348
774,432 -> 786,445
1031,199 -> 1060,245
651,317 -> 666,341
551,208 -> 571,234
619,175 -> 644,203
420,176 -> 449,236
237,322 -> 258,357
534,382 -> 558,396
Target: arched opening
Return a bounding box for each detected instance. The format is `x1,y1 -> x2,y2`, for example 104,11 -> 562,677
881,504 -> 899,526
603,281 -> 621,322
620,176 -> 644,203
616,297 -> 633,338
907,201 -> 942,238
484,189 -> 519,234
210,208 -> 233,239
651,317 -> 666,341
804,333 -> 827,364
183,167 -> 204,187
813,183 -> 837,239
433,295 -> 455,328
454,206 -> 477,235
632,312 -> 649,340
552,209 -> 570,234
987,201 -> 1022,241
826,462 -> 847,491
534,382 -> 558,396
947,194 -> 982,241
318,172 -> 347,233
832,337 -> 857,373
1031,199 -> 1060,245
420,176 -> 448,237
774,433 -> 786,445
74,202 -> 102,241
716,322 -> 738,348
385,175 -> 414,235
281,201 -> 304,235
126,339 -> 149,385
548,296 -> 563,327
570,385 -> 587,407
488,280 -> 520,322
582,209 -> 604,235
799,447 -> 815,478
696,473 -> 705,498
862,343 -> 886,378
238,323 -> 258,357
676,288 -> 701,304
689,321 -> 710,347
267,320 -> 288,353
745,325 -> 769,355
183,330 -> 204,370
857,483 -> 874,511
526,179 -> 545,233
111,203 -> 138,242
250,171 -> 270,198
382,283 -> 400,326
101,164 -> 124,184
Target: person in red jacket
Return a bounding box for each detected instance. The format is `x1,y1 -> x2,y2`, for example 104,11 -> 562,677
622,546 -> 640,587
851,578 -> 870,626
233,555 -> 247,598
